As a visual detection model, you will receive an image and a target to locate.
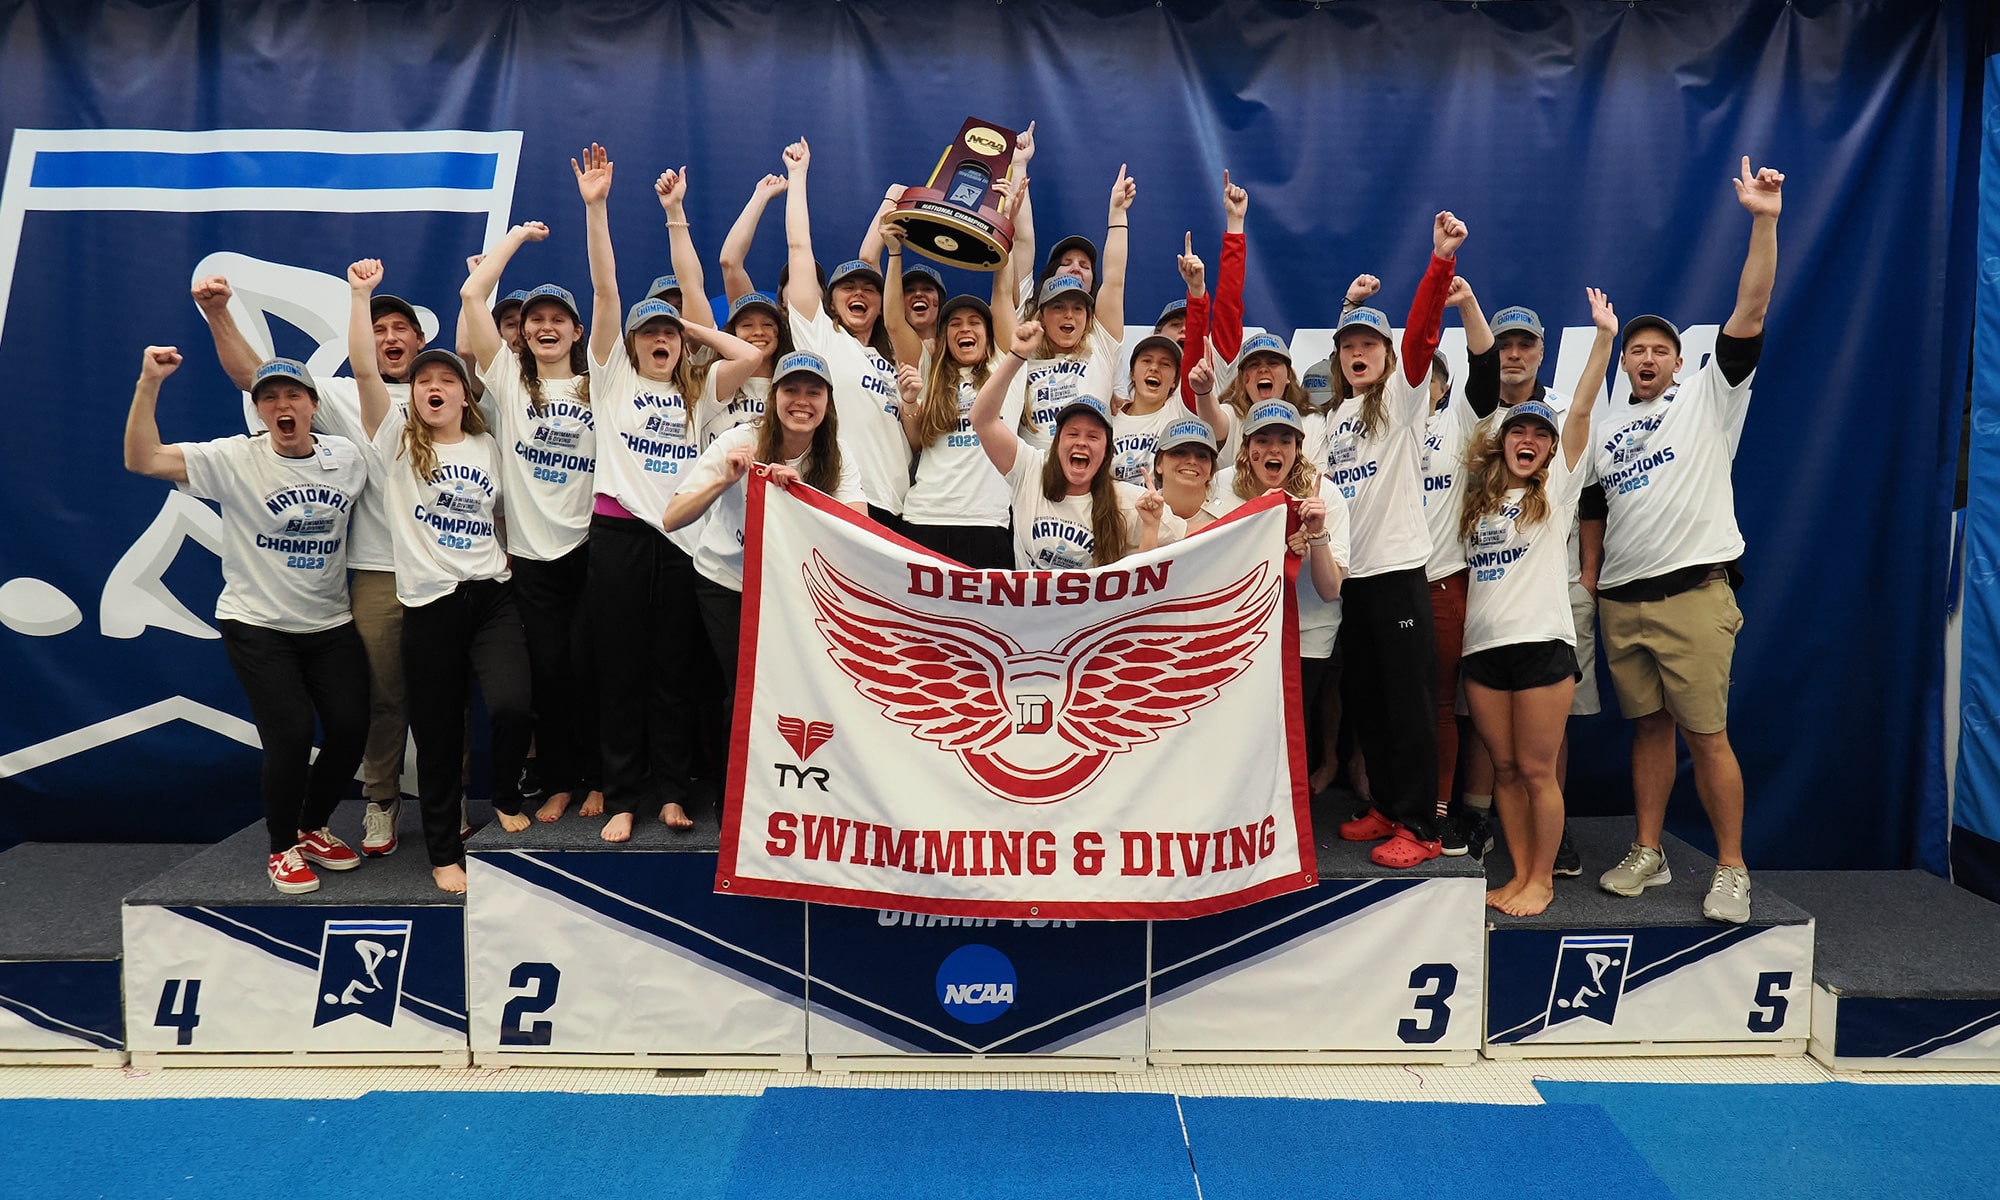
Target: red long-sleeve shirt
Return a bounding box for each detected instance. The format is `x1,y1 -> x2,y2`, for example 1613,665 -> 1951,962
1179,232 -> 1245,411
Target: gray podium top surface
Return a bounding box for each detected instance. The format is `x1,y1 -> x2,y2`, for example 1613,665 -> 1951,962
467,803 -> 723,854
1308,789 -> 1484,880
1485,815 -> 1811,929
125,802 -> 486,908
1763,870 -> 2000,998
0,843 -> 206,958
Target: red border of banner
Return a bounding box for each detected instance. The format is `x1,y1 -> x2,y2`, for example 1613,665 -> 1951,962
716,477 -> 1315,920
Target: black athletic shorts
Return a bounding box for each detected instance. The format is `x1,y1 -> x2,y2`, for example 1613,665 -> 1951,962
1460,639 -> 1580,692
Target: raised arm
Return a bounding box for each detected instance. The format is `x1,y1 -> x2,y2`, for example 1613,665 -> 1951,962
892,361 -> 925,448
461,221 -> 550,370
973,320 -> 1038,476
1565,288 -> 1618,470
1295,490 -> 1346,602
989,224 -> 1019,350
657,166 -> 715,330
1095,164 -> 1136,340
191,277 -> 261,392
1451,277 -> 1501,419
1185,356 -> 1232,441
781,140 -> 822,322
1007,124 -> 1037,307
349,259 -> 393,439
574,143 -> 621,366
1401,211 -> 1464,387
1724,156 -> 1782,339
683,319 -> 764,403
718,173 -> 786,305
123,346 -> 189,482
878,222 -> 925,367
1212,170 -> 1247,363
1178,234 -> 1209,406
856,185 -> 904,267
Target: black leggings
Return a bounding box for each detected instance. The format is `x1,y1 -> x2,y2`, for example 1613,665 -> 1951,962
902,522 -> 1015,570
1338,567 -> 1441,840
589,514 -> 704,817
512,543 -> 599,798
401,580 -> 533,866
219,620 -> 371,854
695,577 -> 745,728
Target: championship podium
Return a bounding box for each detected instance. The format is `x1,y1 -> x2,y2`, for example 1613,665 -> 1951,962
121,805 -> 470,1066
1767,870 -> 2000,1072
0,843 -> 201,1064
465,810 -> 808,1069
1483,817 -> 1814,1058
1148,792 -> 1486,1064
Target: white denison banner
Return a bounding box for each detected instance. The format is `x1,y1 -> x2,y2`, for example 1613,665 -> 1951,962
717,474 -> 1317,920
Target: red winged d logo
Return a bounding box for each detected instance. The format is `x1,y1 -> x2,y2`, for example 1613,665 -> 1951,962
803,553 -> 1280,804
776,715 -> 834,760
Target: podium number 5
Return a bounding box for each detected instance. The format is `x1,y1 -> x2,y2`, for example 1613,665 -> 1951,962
1397,964 -> 1458,1044
500,962 -> 561,1046
1747,971 -> 1792,1033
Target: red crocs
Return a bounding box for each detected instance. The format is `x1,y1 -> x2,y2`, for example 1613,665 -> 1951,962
1339,808 -> 1398,842
1371,826 -> 1443,869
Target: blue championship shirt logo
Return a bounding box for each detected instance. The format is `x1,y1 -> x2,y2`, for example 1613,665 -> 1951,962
1543,933 -> 1632,1029
313,919 -> 412,1028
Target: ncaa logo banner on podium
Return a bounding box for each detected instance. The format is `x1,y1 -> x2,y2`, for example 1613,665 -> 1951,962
718,476 -> 1315,920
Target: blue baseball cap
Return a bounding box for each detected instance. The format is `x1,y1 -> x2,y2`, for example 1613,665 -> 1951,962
407,347 -> 473,388
901,260 -> 945,291
1155,298 -> 1188,328
1155,417 -> 1218,456
1336,306 -> 1392,344
648,274 -> 681,299
493,289 -> 530,317
1241,399 -> 1305,439
1500,398 -> 1561,434
1053,393 -> 1113,432
1238,331 -> 1293,368
624,298 -> 683,335
1491,306 -> 1545,341
250,357 -> 318,399
1036,274 -> 1095,309
828,258 -> 884,288
773,350 -> 833,387
520,283 -> 582,324
726,290 -> 782,328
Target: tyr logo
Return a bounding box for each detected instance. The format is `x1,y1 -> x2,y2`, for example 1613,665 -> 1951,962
772,763 -> 830,790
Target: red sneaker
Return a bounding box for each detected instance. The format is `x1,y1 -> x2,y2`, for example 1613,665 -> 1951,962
295,827 -> 360,871
268,847 -> 320,894
1371,827 -> 1443,869
1339,808 -> 1397,842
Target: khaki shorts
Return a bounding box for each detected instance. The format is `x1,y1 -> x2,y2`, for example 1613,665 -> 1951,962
1570,581 -> 1601,717
1598,579 -> 1742,735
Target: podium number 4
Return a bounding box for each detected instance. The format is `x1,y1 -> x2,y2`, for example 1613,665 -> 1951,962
154,979 -> 202,1045
1397,964 -> 1458,1044
500,963 -> 561,1046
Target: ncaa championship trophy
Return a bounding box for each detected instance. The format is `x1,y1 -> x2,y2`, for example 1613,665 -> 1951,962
885,117 -> 1018,271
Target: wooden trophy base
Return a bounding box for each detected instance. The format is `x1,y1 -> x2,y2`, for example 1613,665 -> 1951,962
887,188 -> 1015,271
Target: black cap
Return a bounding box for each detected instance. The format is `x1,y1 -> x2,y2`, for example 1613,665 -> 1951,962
1041,235 -> 1100,293
370,294 -> 421,330
1620,314 -> 1681,354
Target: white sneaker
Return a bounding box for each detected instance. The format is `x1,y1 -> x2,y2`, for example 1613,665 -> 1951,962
361,799 -> 400,857
1599,842 -> 1671,896
1703,865 -> 1752,924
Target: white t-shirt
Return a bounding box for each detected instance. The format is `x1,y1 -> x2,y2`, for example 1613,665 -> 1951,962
1473,389 -> 1583,583
676,423 -> 865,592
695,370 -> 769,449
363,419 -> 510,607
478,359 -> 594,562
1318,367 -> 1432,578
590,346 -> 705,555
1002,444 -> 1186,570
307,377 -> 406,572
904,362 -> 1018,528
1013,325 -> 1121,449
179,434 -> 367,634
1461,448 -> 1586,656
1109,399 -> 1184,488
1420,400 -> 1478,581
1210,470 -> 1350,658
788,303 -> 909,515
1589,356 -> 1753,589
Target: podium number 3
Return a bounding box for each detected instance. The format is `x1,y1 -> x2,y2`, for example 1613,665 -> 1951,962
1397,964 -> 1458,1044
500,962 -> 561,1046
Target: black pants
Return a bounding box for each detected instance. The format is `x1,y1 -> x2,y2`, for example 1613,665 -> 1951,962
219,620 -> 371,854
903,522 -> 1015,570
589,515 -> 704,817
401,580 -> 533,866
512,543 -> 599,798
1339,567 -> 1441,840
695,577 -> 745,733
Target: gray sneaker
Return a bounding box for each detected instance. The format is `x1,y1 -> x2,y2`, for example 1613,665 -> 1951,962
1703,865 -> 1752,924
1599,842 -> 1671,896
361,799 -> 400,857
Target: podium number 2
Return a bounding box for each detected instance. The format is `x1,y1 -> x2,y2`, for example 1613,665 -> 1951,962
1397,964 -> 1458,1044
1747,971 -> 1792,1033
154,979 -> 202,1045
500,962 -> 560,1046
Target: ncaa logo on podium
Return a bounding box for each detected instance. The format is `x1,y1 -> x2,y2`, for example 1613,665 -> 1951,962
935,944 -> 1017,1025
313,919 -> 413,1028
1543,934 -> 1632,1029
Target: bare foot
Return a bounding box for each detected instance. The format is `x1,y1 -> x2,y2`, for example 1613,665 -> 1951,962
1497,879 -> 1555,917
660,802 -> 694,829
1307,762 -> 1335,795
1486,881 -> 1522,911
432,864 -> 468,894
579,791 -> 605,818
535,791 -> 572,823
601,812 -> 634,843
497,810 -> 532,833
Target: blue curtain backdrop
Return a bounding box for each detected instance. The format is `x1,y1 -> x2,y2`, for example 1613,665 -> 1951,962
0,0 -> 1973,868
